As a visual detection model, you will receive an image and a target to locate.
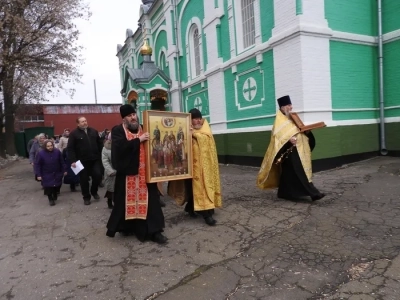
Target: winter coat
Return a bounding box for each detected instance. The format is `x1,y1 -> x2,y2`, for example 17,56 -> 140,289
67,126 -> 103,163
62,149 -> 80,185
101,140 -> 116,192
58,136 -> 69,153
34,148 -> 67,188
29,141 -> 43,163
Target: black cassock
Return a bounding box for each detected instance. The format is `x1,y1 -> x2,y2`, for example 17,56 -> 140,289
276,131 -> 323,200
106,124 -> 165,240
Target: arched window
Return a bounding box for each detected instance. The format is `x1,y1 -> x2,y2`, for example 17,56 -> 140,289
186,21 -> 203,80
193,28 -> 201,76
159,52 -> 166,70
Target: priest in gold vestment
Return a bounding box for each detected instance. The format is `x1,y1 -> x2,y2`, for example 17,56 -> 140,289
168,108 -> 222,226
257,96 -> 325,201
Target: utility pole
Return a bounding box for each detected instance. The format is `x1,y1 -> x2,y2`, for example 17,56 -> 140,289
93,79 -> 98,104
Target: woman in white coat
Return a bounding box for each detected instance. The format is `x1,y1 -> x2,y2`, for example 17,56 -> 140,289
101,134 -> 116,209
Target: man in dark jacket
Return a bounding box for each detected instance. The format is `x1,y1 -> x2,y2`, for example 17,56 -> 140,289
67,116 -> 103,205
106,104 -> 167,244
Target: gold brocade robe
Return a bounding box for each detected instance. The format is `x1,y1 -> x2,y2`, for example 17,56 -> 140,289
168,120 -> 222,211
257,111 -> 313,190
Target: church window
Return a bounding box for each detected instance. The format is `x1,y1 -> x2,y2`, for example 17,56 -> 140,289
241,0 -> 255,49
193,28 -> 201,76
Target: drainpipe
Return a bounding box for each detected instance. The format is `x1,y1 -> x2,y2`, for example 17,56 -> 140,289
377,0 -> 388,155
172,0 -> 184,112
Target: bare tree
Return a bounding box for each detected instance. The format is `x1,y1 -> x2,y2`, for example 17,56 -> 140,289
0,0 -> 90,157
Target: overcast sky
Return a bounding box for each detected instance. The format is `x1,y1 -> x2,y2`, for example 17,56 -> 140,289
48,0 -> 142,104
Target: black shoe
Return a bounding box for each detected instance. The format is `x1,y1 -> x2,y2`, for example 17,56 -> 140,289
106,229 -> 115,238
311,193 -> 325,201
49,200 -> 55,206
92,194 -> 100,200
99,182 -> 104,188
151,232 -> 168,244
159,198 -> 166,207
53,194 -> 58,201
204,216 -> 216,226
84,200 -> 91,205
70,186 -> 76,192
107,199 -> 114,209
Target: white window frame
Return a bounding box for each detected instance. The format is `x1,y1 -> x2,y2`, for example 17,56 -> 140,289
233,0 -> 261,54
185,17 -> 204,80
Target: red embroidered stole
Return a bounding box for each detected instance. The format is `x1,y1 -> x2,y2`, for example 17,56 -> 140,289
124,125 -> 148,220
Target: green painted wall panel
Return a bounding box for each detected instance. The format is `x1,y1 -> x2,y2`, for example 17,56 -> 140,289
260,0 -> 274,42
220,0 -> 231,62
224,51 -> 275,129
333,111 -> 379,120
383,40 -> 400,110
383,0 -> 400,33
330,41 -> 378,120
325,0 -> 377,36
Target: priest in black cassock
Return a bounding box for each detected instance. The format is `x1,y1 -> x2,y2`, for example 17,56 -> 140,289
257,95 -> 325,201
106,104 -> 167,244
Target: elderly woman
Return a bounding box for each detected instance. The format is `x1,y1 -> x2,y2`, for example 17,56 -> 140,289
101,133 -> 115,209
35,140 -> 67,206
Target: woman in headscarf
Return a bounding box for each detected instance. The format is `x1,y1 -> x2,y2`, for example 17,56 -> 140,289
29,133 -> 46,181
34,140 -> 67,206
101,133 -> 116,209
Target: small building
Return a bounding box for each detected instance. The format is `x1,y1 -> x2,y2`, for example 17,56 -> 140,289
16,104 -> 122,135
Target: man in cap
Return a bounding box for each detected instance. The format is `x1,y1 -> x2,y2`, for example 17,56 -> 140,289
67,116 -> 103,205
106,104 -> 167,244
168,108 -> 222,226
257,95 -> 325,201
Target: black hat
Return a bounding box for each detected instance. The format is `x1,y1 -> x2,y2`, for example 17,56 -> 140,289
277,95 -> 292,107
189,108 -> 202,119
120,104 -> 136,118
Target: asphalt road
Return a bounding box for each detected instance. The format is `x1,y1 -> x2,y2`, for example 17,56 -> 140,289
1,157 -> 399,300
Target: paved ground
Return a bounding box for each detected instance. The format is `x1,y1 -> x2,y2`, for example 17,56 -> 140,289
0,157 -> 400,300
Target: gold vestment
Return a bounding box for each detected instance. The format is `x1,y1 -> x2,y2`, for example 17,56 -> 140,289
257,111 -> 313,190
168,119 -> 222,210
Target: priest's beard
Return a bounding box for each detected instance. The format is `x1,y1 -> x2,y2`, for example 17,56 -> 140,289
123,119 -> 139,133
281,108 -> 291,118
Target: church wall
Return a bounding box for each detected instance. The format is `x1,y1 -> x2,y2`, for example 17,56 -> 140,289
223,51 -> 275,130
330,41 -> 379,121
382,0 -> 400,34
324,0 -> 377,36
178,0 -> 205,83
260,0 -> 274,43
383,39 -> 400,118
182,81 -> 209,121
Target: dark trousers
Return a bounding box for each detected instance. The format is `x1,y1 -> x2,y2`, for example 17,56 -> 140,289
184,179 -> 213,218
79,160 -> 102,200
44,186 -> 60,201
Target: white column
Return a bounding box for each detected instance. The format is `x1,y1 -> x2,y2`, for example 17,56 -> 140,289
272,0 -> 332,123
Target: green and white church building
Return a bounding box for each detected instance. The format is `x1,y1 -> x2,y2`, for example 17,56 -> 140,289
117,0 -> 400,168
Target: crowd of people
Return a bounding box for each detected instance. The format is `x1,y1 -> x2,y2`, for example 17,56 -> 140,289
27,96 -> 325,245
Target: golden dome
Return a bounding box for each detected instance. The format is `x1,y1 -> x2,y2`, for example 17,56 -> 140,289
140,39 -> 153,56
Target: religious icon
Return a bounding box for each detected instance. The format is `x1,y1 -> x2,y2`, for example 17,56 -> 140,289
143,110 -> 193,183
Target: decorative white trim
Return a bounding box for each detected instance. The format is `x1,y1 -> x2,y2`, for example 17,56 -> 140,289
331,31 -> 376,46
210,116 -> 400,135
383,29 -> 400,44
234,67 -> 265,110
157,47 -> 168,68
153,26 -> 167,51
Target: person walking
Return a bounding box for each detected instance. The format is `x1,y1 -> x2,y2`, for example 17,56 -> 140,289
67,116 -> 103,205
35,140 -> 67,206
101,133 -> 115,209
106,104 -> 167,244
